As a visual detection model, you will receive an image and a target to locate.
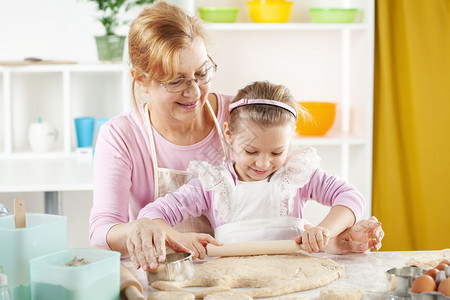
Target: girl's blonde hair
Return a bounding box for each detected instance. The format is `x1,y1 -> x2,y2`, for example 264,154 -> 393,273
228,81 -> 309,134
128,1 -> 208,108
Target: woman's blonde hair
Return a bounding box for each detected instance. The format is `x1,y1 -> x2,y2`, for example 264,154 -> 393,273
128,1 -> 208,108
228,81 -> 310,134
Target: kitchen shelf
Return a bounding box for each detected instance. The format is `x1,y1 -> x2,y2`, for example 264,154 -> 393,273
206,22 -> 369,31
0,63 -> 131,156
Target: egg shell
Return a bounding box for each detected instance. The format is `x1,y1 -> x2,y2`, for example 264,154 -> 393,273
439,259 -> 450,265
411,275 -> 437,293
425,268 -> 439,279
436,263 -> 448,271
445,265 -> 450,278
436,270 -> 447,286
438,277 -> 450,296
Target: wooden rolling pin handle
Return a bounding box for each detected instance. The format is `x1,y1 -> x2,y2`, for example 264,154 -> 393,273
120,263 -> 144,300
206,240 -> 305,257
123,285 -> 145,300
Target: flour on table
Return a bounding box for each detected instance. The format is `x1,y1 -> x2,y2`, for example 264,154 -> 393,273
319,286 -> 364,300
408,249 -> 450,269
147,291 -> 194,300
151,253 -> 344,298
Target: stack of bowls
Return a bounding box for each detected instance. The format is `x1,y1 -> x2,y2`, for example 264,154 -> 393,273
247,0 -> 293,23
309,8 -> 359,23
198,7 -> 239,23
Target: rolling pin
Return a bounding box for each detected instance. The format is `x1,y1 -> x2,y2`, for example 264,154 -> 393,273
120,263 -> 145,300
206,240 -> 306,257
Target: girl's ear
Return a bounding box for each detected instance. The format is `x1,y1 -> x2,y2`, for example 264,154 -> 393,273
223,122 -> 232,144
131,68 -> 149,93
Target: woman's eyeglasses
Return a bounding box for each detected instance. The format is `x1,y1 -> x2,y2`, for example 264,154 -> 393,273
159,56 -> 217,93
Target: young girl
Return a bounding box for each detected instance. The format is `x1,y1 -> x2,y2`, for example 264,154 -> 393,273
137,81 -> 370,268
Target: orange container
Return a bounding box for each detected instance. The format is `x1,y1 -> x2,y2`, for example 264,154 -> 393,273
296,102 -> 337,136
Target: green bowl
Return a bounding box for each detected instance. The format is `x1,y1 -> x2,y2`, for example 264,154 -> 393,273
198,7 -> 239,23
309,8 -> 358,23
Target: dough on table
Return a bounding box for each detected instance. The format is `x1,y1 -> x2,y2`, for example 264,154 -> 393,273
147,291 -> 194,300
151,253 -> 344,299
408,249 -> 450,269
204,291 -> 253,300
319,286 -> 364,300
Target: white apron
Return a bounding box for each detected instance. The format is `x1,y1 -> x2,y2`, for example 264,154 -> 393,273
188,147 -> 321,243
214,179 -> 304,243
145,100 -> 228,235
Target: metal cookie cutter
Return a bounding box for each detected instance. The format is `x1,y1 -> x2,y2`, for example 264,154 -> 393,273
147,252 -> 195,283
385,266 -> 426,299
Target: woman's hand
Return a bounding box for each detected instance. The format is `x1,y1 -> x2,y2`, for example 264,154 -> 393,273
322,216 -> 384,254
126,218 -> 219,271
296,225 -> 331,253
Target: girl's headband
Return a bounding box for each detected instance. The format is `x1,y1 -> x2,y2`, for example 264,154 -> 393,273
229,98 -> 297,119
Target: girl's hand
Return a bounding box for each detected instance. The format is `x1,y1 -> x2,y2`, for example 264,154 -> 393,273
296,225 -> 331,253
321,216 -> 384,254
339,216 -> 384,252
170,232 -> 220,260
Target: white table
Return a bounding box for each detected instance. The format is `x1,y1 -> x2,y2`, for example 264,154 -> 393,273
0,157 -> 93,214
123,250 -> 442,300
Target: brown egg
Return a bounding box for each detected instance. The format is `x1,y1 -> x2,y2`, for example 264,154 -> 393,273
438,277 -> 450,296
436,263 -> 448,271
411,275 -> 437,293
439,259 -> 450,265
424,268 -> 439,279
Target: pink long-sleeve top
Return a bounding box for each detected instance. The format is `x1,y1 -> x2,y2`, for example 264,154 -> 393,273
137,160 -> 366,229
89,93 -> 234,249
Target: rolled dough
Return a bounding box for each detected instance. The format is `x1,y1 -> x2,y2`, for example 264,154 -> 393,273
151,253 -> 344,298
319,286 -> 364,300
147,291 -> 195,300
408,249 -> 450,269
204,291 -> 253,300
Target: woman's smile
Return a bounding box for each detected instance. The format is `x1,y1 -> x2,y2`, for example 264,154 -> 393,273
176,100 -> 198,109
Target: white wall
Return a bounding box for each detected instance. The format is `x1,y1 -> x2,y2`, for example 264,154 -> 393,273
0,0 -> 143,62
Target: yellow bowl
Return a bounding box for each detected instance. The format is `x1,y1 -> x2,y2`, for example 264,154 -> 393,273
296,102 -> 337,136
247,0 -> 293,23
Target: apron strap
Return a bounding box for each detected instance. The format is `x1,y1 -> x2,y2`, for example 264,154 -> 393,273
145,102 -> 160,202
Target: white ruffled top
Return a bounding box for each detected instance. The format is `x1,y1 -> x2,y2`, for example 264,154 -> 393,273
187,147 -> 321,223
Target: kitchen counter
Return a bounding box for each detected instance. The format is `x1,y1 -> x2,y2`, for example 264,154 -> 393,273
123,250 -> 445,300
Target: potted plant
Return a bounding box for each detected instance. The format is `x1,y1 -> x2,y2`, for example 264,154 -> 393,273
86,0 -> 155,62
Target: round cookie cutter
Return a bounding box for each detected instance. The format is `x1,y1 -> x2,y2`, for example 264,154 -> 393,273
385,266 -> 426,298
147,252 -> 195,283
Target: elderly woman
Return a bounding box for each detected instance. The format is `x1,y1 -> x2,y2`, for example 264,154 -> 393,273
89,1 -> 383,271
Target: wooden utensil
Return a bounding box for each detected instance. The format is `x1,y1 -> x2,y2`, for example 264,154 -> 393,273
14,198 -> 26,228
206,240 -> 306,257
120,263 -> 144,300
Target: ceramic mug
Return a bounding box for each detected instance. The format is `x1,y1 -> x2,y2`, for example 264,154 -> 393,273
28,122 -> 58,152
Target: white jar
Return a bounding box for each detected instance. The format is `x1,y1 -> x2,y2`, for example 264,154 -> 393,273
28,120 -> 58,152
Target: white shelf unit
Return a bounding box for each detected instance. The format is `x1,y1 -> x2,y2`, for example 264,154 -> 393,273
0,64 -> 131,158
